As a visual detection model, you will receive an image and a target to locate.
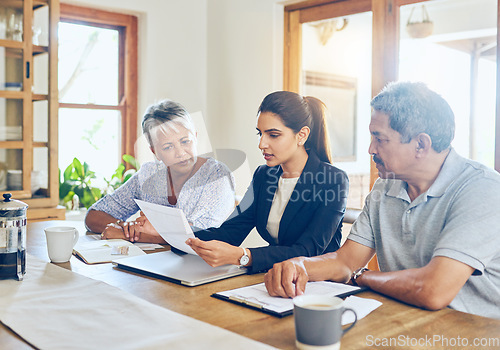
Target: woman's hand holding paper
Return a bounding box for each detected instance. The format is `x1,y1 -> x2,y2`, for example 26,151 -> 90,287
186,238 -> 247,267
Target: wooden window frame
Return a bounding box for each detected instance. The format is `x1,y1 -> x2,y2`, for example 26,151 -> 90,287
284,0 -> 500,182
59,4 -> 138,162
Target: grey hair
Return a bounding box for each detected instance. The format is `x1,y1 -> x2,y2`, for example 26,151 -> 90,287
370,81 -> 455,152
141,100 -> 196,147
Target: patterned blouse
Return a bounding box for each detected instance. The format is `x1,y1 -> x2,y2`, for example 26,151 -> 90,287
87,158 -> 235,229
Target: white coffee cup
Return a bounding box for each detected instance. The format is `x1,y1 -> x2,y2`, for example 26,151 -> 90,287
44,226 -> 79,263
293,295 -> 357,350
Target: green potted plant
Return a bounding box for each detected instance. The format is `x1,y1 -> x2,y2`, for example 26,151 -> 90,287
103,154 -> 140,193
59,158 -> 103,209
59,155 -> 140,209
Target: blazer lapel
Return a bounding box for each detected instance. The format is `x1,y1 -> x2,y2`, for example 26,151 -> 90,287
257,165 -> 281,233
277,152 -> 319,242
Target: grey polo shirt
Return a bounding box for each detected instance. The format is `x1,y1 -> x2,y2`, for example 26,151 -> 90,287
348,149 -> 500,319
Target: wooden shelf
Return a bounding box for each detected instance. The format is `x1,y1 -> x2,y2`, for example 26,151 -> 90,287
27,206 -> 66,222
0,39 -> 23,49
0,91 -> 24,99
33,45 -> 49,55
0,141 -> 24,148
32,94 -> 49,101
33,142 -> 49,148
2,0 -> 49,10
34,0 -> 49,10
1,1 -> 24,9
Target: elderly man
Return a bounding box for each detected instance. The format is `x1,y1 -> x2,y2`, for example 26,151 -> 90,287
264,81 -> 500,319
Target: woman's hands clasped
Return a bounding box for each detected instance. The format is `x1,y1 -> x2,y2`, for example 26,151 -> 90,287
101,220 -> 142,241
100,212 -> 165,243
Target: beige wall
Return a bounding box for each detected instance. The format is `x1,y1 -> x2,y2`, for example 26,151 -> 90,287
62,0 -> 208,131
61,0 -> 285,177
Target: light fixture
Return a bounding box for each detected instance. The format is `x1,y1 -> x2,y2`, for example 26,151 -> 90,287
310,18 -> 348,46
406,4 -> 434,39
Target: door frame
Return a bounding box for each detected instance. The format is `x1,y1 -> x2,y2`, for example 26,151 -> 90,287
284,0 -> 500,181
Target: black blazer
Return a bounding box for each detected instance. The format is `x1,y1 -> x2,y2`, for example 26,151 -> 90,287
194,152 -> 348,273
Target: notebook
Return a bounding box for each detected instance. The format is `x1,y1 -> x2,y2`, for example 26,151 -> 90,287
73,239 -> 146,264
212,281 -> 367,317
112,250 -> 247,286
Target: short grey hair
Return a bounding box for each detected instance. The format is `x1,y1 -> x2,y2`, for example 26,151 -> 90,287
370,81 -> 455,152
141,100 -> 196,147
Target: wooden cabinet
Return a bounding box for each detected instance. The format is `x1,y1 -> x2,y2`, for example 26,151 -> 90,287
0,0 -> 63,220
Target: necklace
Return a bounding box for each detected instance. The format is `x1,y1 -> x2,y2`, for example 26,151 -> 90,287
167,159 -> 198,205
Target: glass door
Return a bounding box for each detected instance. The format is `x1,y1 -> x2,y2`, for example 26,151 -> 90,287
0,0 -> 28,196
284,0 -> 373,210
399,0 -> 497,168
0,0 -> 59,210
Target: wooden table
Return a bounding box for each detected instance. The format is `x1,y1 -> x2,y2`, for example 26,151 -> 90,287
2,220 -> 500,349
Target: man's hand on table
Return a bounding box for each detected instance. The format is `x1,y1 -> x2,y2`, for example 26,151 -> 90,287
264,257 -> 310,298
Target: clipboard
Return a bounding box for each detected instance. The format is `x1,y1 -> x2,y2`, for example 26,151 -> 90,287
211,281 -> 367,317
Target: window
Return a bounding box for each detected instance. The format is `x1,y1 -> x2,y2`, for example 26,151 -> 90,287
58,4 -> 137,184
284,0 -> 500,187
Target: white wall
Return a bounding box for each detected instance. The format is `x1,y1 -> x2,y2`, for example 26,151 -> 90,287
62,0 -> 284,173
62,0 -> 208,126
206,0 -> 284,171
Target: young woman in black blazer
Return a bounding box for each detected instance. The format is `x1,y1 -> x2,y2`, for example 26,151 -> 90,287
186,91 -> 349,273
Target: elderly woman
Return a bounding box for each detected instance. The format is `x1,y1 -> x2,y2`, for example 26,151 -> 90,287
85,99 -> 235,242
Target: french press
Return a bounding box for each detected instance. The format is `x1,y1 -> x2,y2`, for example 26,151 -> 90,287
0,193 -> 28,280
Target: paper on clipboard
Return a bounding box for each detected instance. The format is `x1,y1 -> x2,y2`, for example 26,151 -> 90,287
134,199 -> 197,255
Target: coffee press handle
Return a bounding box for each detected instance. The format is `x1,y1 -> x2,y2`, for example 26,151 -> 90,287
72,229 -> 80,247
342,307 -> 357,335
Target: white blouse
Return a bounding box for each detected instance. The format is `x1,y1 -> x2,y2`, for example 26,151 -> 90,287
266,176 -> 300,243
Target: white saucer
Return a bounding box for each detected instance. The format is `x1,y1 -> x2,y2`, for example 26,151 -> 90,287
296,340 -> 340,350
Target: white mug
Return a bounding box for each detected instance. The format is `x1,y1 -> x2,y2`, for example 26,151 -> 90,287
293,295 -> 357,350
44,226 -> 79,263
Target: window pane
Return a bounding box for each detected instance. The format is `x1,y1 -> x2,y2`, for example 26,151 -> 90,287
0,7 -> 23,42
58,22 -> 119,105
301,11 -> 372,209
33,100 -> 48,142
399,0 -> 497,168
0,98 -> 22,141
33,51 -> 48,95
33,4 -> 49,47
58,108 -> 121,186
0,47 -> 24,91
33,147 -> 48,197
0,149 -> 23,191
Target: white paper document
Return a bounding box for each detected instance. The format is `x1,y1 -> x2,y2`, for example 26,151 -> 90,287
215,281 -> 382,321
342,295 -> 382,325
134,199 -> 197,255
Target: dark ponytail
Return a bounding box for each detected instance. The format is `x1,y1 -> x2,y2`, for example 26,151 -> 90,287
303,96 -> 332,164
258,91 -> 332,164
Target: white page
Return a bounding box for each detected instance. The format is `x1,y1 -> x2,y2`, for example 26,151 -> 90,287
73,239 -> 146,264
217,281 -> 373,317
134,199 -> 197,255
